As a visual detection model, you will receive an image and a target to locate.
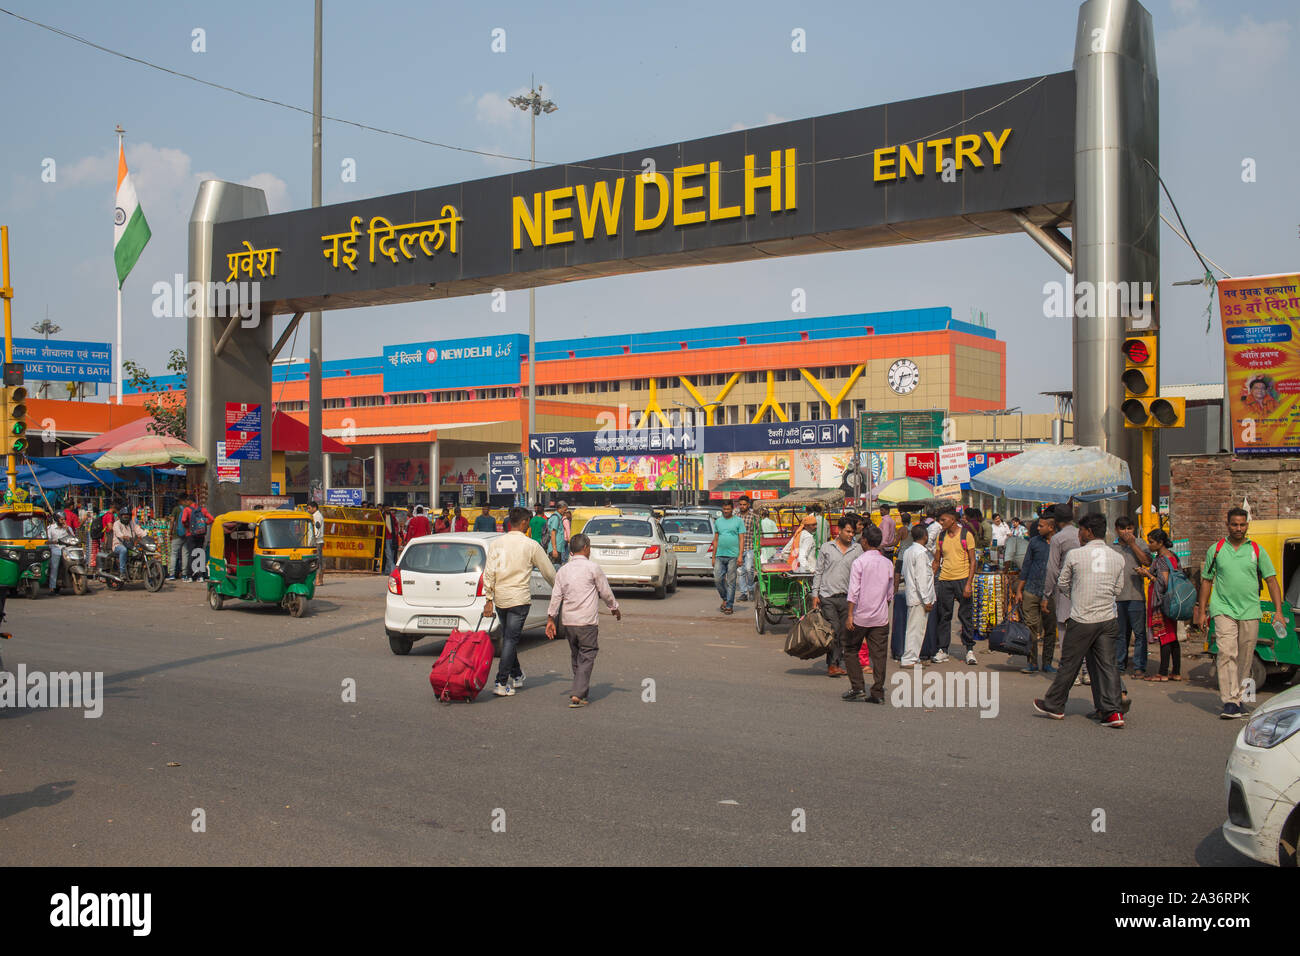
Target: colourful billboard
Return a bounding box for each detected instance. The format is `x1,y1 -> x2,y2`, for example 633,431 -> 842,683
1218,273 -> 1300,454
539,455 -> 679,494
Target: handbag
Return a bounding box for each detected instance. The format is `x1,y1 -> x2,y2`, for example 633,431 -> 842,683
784,608 -> 835,660
987,602 -> 1033,655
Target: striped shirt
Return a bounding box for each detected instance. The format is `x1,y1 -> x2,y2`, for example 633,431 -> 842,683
1057,539 -> 1125,624
738,509 -> 759,551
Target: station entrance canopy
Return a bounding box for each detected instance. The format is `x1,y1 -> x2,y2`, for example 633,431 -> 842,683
190,0 -> 1161,517
210,73 -> 1075,315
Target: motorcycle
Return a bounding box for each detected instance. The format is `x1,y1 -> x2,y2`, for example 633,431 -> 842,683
95,538 -> 166,592
54,543 -> 89,595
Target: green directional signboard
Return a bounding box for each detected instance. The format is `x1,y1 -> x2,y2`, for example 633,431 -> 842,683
860,411 -> 945,451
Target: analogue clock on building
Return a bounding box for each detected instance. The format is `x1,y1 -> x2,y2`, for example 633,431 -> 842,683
887,359 -> 920,394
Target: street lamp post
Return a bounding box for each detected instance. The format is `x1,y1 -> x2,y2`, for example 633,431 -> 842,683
31,314 -> 60,399
672,399 -> 717,506
508,81 -> 558,508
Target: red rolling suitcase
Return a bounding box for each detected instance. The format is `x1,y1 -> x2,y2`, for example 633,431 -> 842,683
429,618 -> 494,703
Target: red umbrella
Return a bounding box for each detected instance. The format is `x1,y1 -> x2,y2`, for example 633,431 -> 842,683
273,413 -> 349,455
63,415 -> 159,456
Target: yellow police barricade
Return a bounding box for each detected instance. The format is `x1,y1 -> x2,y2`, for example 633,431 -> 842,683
320,505 -> 384,572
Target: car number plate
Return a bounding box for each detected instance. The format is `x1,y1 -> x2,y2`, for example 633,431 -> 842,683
596,548 -> 626,559
417,615 -> 458,628
673,544 -> 697,552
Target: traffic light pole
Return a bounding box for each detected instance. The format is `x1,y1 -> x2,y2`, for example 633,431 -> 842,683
1139,427 -> 1155,539
1,226 -> 14,493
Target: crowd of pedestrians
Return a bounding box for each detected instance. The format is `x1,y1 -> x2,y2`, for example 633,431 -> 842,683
758,497 -> 1289,728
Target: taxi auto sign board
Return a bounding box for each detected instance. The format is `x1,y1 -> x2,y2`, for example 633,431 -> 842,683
527,420 -> 854,459
225,402 -> 262,461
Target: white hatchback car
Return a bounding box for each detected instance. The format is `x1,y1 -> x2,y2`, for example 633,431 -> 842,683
384,532 -> 551,656
1222,682 -> 1300,866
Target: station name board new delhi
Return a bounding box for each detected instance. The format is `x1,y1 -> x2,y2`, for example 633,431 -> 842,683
206,72 -> 1073,312
509,130 -> 1014,250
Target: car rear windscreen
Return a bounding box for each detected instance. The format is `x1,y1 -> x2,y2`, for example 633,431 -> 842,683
400,541 -> 485,574
584,518 -> 652,538
662,518 -> 711,535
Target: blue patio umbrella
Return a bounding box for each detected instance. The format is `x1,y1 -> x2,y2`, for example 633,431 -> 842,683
968,444 -> 1132,503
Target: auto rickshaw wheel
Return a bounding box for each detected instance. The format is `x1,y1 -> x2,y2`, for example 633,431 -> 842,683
144,561 -> 165,593
208,587 -> 223,611
23,579 -> 39,599
71,571 -> 87,596
1211,653 -> 1274,692
286,593 -> 307,618
1252,654 -> 1269,693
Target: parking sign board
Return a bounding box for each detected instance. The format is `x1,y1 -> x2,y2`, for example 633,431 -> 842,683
488,452 -> 524,495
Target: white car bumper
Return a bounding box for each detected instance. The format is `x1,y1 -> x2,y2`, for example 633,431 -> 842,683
1222,735 -> 1300,866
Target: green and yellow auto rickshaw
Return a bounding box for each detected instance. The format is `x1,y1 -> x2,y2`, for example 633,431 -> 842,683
207,510 -> 318,617
0,502 -> 51,599
1206,519 -> 1300,689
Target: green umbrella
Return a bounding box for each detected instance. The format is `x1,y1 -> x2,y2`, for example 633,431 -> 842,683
92,435 -> 206,470
93,435 -> 206,518
868,477 -> 936,504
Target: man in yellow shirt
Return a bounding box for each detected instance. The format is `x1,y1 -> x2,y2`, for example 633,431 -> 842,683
931,506 -> 978,665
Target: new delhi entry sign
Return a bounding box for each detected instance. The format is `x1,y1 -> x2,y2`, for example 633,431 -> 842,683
210,74 -> 1075,315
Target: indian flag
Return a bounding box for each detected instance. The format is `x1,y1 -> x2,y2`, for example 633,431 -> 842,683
113,143 -> 151,288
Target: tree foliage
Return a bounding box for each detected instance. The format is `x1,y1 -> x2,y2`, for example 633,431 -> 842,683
121,349 -> 187,440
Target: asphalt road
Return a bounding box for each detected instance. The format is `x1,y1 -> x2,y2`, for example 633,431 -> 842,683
0,571 -> 1278,866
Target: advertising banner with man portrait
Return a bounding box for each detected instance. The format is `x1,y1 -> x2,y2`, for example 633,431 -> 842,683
1218,273 -> 1300,454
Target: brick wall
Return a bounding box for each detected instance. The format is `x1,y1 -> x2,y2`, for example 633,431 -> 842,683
1169,454 -> 1300,568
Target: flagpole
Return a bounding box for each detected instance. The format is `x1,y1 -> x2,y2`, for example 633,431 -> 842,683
115,125 -> 124,405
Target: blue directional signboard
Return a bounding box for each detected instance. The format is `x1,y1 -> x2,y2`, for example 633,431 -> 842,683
325,488 -> 364,506
11,338 -> 112,383
527,420 -> 854,458
488,452 -> 524,495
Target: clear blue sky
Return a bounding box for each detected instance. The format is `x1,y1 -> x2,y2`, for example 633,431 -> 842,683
2,0 -> 1296,410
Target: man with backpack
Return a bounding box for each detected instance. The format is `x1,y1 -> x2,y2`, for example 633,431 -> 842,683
1194,508 -> 1286,719
168,495 -> 192,581
183,499 -> 213,581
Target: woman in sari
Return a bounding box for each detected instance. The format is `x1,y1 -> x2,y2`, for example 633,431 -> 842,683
1140,529 -> 1182,681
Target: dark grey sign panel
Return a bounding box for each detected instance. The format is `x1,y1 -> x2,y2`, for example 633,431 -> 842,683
211,72 -> 1074,314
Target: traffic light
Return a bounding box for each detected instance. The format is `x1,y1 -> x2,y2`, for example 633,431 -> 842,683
1,385 -> 28,455
1121,335 -> 1185,428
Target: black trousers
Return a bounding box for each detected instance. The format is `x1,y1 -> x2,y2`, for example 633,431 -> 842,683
935,578 -> 974,652
1045,618 -> 1122,715
819,594 -> 848,667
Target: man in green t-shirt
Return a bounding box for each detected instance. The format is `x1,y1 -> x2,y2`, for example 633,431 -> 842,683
1194,507 -> 1285,719
711,500 -> 746,615
529,506 -> 548,545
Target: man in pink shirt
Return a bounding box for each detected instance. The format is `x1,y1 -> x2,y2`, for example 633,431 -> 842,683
844,523 -> 894,703
546,533 -> 621,708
